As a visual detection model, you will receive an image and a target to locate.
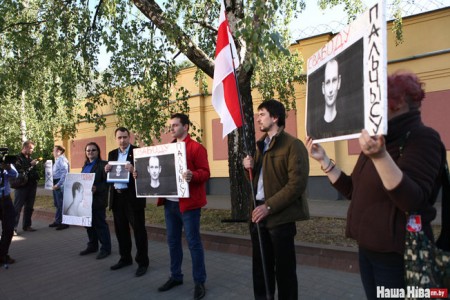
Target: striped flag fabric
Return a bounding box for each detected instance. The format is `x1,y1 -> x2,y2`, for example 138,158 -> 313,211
212,1 -> 243,138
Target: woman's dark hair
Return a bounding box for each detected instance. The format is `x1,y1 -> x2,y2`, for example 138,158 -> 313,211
72,181 -> 83,198
84,142 -> 102,164
388,71 -> 425,111
257,99 -> 286,127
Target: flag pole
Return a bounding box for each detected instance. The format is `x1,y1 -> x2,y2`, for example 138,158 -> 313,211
225,4 -> 272,299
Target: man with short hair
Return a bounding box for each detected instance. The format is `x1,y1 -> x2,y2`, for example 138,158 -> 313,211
105,127 -> 149,277
157,113 -> 210,300
49,145 -> 70,230
243,99 -> 310,300
14,140 -> 40,234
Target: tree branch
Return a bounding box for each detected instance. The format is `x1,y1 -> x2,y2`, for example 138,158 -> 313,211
91,0 -> 104,30
131,0 -> 215,78
0,20 -> 47,34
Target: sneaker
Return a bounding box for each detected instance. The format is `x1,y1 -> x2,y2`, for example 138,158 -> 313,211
13,230 -> 19,236
194,283 -> 205,300
158,277 -> 183,292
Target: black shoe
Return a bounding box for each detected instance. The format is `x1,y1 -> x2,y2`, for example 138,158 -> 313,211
23,226 -> 37,232
158,277 -> 183,292
96,251 -> 110,260
135,265 -> 148,277
0,255 -> 15,264
56,224 -> 69,230
194,283 -> 205,300
80,248 -> 98,256
110,260 -> 132,270
49,222 -> 59,228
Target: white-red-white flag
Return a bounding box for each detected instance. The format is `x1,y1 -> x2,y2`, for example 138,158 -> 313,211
212,1 -> 242,138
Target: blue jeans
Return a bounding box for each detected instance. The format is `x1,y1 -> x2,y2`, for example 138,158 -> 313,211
358,247 -> 405,300
52,184 -> 64,224
164,200 -> 206,284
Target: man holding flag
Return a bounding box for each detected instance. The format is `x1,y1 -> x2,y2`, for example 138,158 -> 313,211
243,99 -> 310,299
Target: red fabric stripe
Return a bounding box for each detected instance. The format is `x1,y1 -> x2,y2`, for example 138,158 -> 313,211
222,73 -> 243,128
215,20 -> 230,58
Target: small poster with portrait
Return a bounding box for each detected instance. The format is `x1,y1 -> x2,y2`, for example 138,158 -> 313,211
44,160 -> 53,190
306,0 -> 387,143
106,161 -> 130,183
62,173 -> 95,227
134,142 -> 189,198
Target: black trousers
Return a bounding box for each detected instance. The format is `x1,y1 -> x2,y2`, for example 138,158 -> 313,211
250,221 -> 298,300
112,190 -> 149,267
0,194 -> 15,258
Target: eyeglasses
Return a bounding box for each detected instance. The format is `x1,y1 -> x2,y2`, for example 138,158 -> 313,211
86,149 -> 97,152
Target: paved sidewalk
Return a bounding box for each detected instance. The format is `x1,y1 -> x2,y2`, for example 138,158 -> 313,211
0,218 -> 365,300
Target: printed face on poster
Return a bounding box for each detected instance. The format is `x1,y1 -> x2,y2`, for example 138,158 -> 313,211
44,160 -> 53,190
306,0 -> 387,143
107,161 -> 130,183
134,142 -> 189,198
62,173 -> 95,227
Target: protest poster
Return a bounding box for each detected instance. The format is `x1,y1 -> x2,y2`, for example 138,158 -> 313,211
306,0 -> 387,143
106,161 -> 130,183
44,160 -> 53,190
134,142 -> 189,198
62,173 -> 95,227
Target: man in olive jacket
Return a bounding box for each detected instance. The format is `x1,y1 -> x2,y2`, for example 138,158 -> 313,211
243,99 -> 309,300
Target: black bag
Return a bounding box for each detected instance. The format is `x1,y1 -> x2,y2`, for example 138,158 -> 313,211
10,172 -> 28,189
404,160 -> 450,293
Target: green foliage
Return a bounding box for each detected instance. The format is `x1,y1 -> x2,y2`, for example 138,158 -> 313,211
0,0 -> 95,155
254,50 -> 305,111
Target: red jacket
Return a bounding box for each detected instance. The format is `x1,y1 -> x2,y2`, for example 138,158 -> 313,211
160,134 -> 210,213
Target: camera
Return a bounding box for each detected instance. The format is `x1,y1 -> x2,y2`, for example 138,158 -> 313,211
0,147 -> 17,165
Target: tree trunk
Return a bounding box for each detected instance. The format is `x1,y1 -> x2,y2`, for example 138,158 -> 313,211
228,77 -> 255,221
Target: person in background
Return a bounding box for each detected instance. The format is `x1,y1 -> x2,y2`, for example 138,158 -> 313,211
79,142 -> 111,260
0,161 -> 18,265
306,71 -> 445,299
13,140 -> 40,235
105,127 -> 149,277
49,145 -> 70,230
243,99 -> 310,300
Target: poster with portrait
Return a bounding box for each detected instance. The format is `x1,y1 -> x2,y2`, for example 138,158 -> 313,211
134,142 -> 189,198
44,160 -> 53,190
306,0 -> 387,143
62,173 -> 95,227
106,161 -> 130,183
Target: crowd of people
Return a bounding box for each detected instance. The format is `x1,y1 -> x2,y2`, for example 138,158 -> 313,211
0,72 -> 447,300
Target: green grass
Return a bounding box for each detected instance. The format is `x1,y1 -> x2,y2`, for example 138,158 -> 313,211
35,195 -> 443,249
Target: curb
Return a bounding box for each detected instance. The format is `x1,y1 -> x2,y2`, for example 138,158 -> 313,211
34,209 -> 359,274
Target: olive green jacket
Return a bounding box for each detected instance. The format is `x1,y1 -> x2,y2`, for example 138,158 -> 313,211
251,128 -> 310,228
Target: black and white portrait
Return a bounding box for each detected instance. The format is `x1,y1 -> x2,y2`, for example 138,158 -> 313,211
133,142 -> 189,198
306,2 -> 387,142
62,173 -> 94,227
107,161 -> 130,183
307,38 -> 364,141
135,154 -> 178,197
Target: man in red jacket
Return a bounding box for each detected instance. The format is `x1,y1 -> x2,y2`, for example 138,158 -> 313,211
156,113 -> 210,300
